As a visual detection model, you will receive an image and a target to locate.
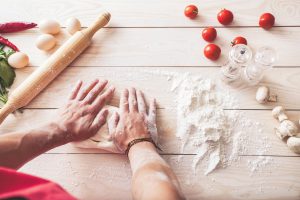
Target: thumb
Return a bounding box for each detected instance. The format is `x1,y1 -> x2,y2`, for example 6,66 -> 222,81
108,111 -> 120,137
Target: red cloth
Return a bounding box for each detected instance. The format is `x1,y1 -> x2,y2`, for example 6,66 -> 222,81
0,167 -> 76,200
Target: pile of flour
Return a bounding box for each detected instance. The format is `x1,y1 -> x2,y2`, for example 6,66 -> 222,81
170,73 -> 272,175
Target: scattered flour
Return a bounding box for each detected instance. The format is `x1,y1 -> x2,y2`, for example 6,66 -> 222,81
140,69 -> 273,176
170,73 -> 272,175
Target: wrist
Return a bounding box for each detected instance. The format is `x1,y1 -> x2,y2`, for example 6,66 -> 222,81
128,141 -> 156,158
40,123 -> 69,146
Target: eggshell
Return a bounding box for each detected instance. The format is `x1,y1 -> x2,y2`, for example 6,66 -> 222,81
39,19 -> 61,35
36,34 -> 57,51
66,17 -> 81,35
8,52 -> 29,68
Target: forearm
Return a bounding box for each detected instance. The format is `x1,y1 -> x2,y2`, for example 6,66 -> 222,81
0,123 -> 67,169
128,142 -> 184,200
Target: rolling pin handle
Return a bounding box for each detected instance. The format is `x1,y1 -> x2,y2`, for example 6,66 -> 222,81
84,12 -> 111,37
0,103 -> 15,125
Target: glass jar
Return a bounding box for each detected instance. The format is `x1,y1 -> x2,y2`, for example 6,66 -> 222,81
220,44 -> 252,86
243,46 -> 276,86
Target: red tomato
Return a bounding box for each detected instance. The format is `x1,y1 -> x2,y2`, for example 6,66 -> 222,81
259,13 -> 275,29
202,27 -> 217,42
184,5 -> 198,19
204,44 -> 221,60
231,36 -> 247,46
217,9 -> 234,25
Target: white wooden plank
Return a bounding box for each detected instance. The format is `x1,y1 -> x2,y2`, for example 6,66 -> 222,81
10,67 -> 300,110
1,0 -> 300,27
3,27 -> 300,67
19,154 -> 300,200
1,108 -> 299,156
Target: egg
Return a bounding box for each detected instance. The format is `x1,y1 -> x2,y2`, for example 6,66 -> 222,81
8,52 -> 29,69
39,19 -> 61,35
66,17 -> 81,35
36,34 -> 57,51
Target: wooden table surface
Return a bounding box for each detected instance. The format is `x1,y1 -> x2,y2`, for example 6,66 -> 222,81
1,0 -> 300,199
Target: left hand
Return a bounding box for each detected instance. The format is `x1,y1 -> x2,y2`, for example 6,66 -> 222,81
108,88 -> 158,152
51,79 -> 115,142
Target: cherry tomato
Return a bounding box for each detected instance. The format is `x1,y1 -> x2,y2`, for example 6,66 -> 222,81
202,27 -> 217,42
184,5 -> 198,19
204,44 -> 221,60
259,13 -> 275,29
217,9 -> 234,25
231,36 -> 247,46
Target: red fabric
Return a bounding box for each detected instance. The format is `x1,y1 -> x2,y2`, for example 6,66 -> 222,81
0,167 -> 76,200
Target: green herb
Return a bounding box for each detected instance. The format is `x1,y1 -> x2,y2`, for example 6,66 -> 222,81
0,48 -> 15,105
0,80 -> 8,104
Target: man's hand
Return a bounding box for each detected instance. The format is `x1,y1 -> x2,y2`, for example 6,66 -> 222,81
53,79 -> 115,142
109,88 -> 157,152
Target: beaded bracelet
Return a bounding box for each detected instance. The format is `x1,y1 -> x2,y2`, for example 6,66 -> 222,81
125,137 -> 162,156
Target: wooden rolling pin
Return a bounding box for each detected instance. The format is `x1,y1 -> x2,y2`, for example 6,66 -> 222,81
0,12 -> 111,124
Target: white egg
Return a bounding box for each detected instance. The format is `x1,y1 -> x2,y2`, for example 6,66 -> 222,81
36,34 -> 57,51
66,17 -> 81,35
8,52 -> 29,69
39,19 -> 61,35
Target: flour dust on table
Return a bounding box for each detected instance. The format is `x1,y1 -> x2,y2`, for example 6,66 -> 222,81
169,72 -> 273,175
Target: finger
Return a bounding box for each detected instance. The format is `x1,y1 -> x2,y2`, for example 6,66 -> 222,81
128,88 -> 138,112
148,98 -> 157,122
77,79 -> 100,101
136,90 -> 147,115
83,80 -> 108,104
68,80 -> 82,100
120,89 -> 129,114
90,109 -> 109,133
108,112 -> 120,136
91,86 -> 115,114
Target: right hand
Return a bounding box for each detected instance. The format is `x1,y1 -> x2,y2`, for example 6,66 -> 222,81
109,88 -> 158,152
51,79 -> 115,143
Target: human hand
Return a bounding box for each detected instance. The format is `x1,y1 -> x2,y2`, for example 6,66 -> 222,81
51,79 -> 115,143
108,88 -> 158,152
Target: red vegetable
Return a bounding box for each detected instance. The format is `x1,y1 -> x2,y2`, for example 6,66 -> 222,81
259,13 -> 275,29
0,22 -> 37,33
0,36 -> 19,51
202,27 -> 217,42
184,5 -> 198,19
231,36 -> 247,46
217,9 -> 234,25
204,44 -> 221,60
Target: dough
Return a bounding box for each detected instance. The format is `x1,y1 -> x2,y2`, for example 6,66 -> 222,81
72,106 -> 121,153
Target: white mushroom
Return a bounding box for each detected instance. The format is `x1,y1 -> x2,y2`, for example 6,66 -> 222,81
272,106 -> 288,122
287,136 -> 300,154
255,86 -> 277,104
275,120 -> 298,139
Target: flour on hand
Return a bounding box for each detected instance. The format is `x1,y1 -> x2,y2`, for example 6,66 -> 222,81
72,106 -> 121,153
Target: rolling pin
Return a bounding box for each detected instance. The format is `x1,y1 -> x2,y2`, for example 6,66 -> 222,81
0,12 -> 111,124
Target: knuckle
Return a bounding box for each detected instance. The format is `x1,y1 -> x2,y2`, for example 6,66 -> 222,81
90,91 -> 97,96
97,96 -> 105,103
